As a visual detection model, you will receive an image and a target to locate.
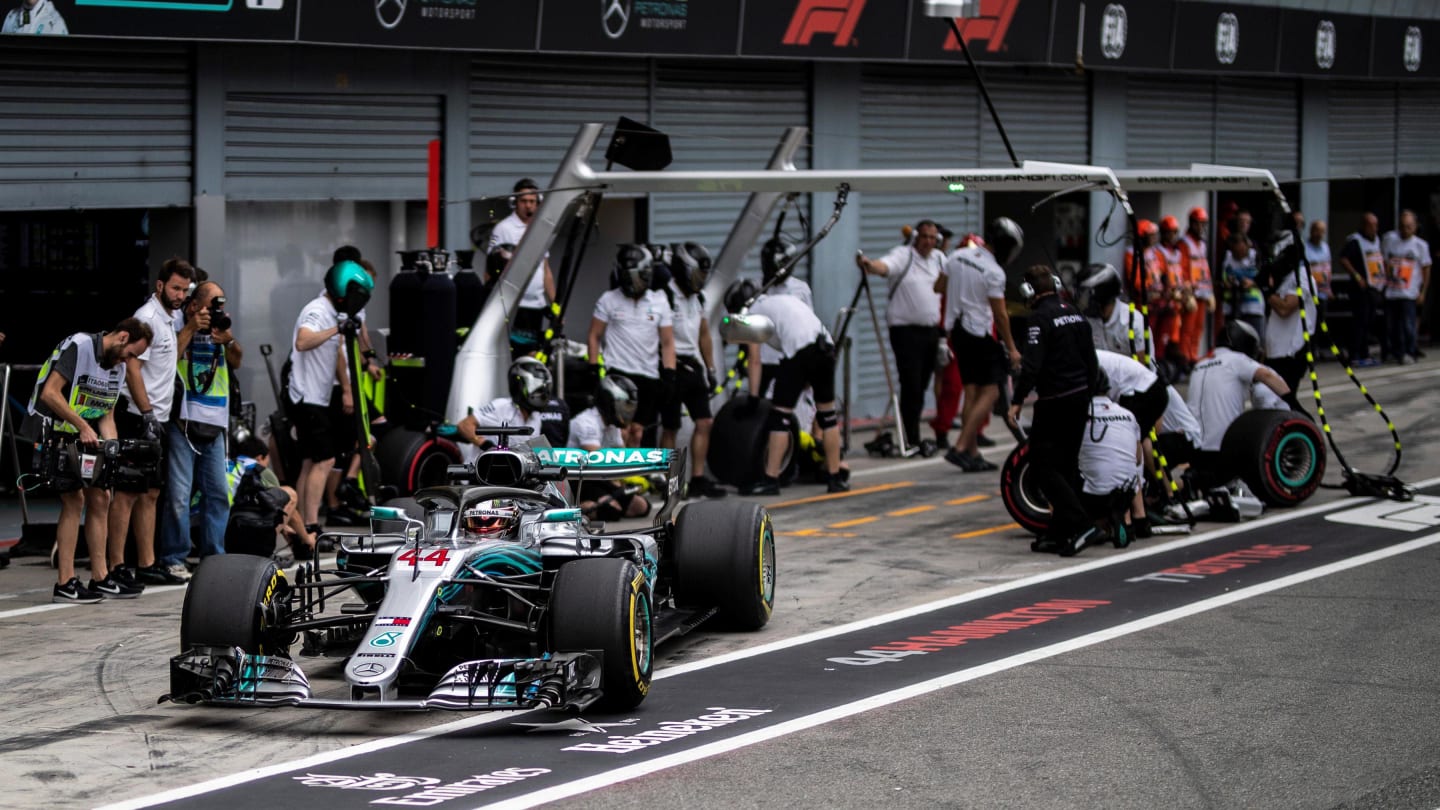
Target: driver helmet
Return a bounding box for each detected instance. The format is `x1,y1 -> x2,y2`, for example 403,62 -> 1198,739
723,278 -> 758,315
508,356 -> 553,411
983,217 -> 1024,267
324,259 -> 375,313
614,244 -> 654,299
595,373 -> 639,428
462,499 -> 520,538
760,236 -> 797,285
670,241 -> 713,296
1075,262 -> 1123,317
1217,320 -> 1261,359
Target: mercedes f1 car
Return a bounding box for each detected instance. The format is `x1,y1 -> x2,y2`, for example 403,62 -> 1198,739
162,434 -> 775,713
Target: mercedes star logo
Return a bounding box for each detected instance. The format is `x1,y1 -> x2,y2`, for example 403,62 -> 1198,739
1100,4 -> 1127,61
1315,20 -> 1336,70
602,0 -> 631,40
1404,25 -> 1422,73
354,662 -> 385,678
1215,12 -> 1239,65
376,0 -> 406,30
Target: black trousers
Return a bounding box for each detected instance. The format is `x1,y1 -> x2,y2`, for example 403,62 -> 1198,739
1266,353 -> 1307,414
1029,390 -> 1091,537
889,324 -> 939,446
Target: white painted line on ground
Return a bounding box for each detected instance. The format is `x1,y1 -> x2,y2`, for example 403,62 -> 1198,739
97,478 -> 1440,810
485,532 -> 1440,810
0,584 -> 188,620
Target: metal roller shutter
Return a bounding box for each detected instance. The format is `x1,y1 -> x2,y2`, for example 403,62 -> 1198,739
1328,82 -> 1397,178
650,61 -> 811,263
468,57 -> 650,201
854,65 -> 982,422
1216,78 -> 1298,180
1125,76 -> 1216,169
0,43 -> 191,211
1398,85 -> 1440,176
980,71 -> 1089,167
225,93 -> 442,201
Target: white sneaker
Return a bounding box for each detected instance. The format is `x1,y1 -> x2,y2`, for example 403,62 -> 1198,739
1402,355 -> 1417,365
165,563 -> 193,582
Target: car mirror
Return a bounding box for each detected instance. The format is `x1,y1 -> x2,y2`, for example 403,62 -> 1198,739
719,312 -> 775,344
540,508 -> 581,523
370,506 -> 403,521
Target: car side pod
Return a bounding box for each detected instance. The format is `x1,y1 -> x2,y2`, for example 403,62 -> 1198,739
162,646 -> 312,707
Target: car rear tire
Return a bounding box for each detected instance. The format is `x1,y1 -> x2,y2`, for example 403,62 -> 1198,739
1000,443 -> 1053,537
1220,409 -> 1325,507
375,428 -> 462,496
671,500 -> 776,630
180,555 -> 291,657
551,558 -> 653,711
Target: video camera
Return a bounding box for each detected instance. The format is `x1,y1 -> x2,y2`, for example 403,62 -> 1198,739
34,427 -> 163,492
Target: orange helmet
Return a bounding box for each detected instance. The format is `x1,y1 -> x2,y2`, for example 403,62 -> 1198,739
1188,206 -> 1209,223
1160,215 -> 1180,232
1137,219 -> 1158,237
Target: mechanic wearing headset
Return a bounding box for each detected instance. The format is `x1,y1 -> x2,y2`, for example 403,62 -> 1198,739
1077,262 -> 1154,364
1185,321 -> 1291,468
570,375 -> 653,522
857,219 -> 947,456
726,280 -> 848,496
1008,266 -> 1098,557
25,319 -> 153,603
457,357 -> 569,455
754,236 -> 816,397
1077,369 -> 1144,550
659,242 -> 727,499
488,178 -> 557,359
588,245 -> 676,448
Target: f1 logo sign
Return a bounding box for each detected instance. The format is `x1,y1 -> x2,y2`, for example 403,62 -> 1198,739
783,0 -> 867,47
944,0 -> 1019,54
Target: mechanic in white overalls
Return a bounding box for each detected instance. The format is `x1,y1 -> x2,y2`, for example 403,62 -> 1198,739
1185,321 -> 1290,475
1078,370 -> 1144,549
588,245 -> 677,448
458,357 -> 569,458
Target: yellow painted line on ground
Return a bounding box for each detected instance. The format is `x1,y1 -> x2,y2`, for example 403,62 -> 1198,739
829,515 -> 881,529
946,494 -> 991,506
886,505 -> 937,517
953,522 -> 1021,540
765,481 -> 915,510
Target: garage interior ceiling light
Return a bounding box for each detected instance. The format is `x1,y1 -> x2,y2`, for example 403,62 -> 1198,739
922,0 -> 981,17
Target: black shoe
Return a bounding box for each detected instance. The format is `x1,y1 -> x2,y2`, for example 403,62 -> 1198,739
1112,524 -> 1132,549
1131,516 -> 1153,539
111,565 -> 147,592
976,433 -> 996,448
136,563 -> 189,585
864,432 -> 895,457
741,477 -> 781,497
827,473 -> 850,493
917,438 -> 939,458
89,573 -> 144,599
688,476 -> 728,499
1059,527 -> 1098,558
1030,536 -> 1062,554
53,577 -> 104,604
944,448 -> 972,470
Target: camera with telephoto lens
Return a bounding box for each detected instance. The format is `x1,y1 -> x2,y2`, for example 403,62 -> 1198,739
33,425 -> 163,491
208,296 -> 232,333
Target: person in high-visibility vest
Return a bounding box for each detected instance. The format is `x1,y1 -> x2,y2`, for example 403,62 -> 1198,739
1179,207 -> 1214,368
1154,216 -> 1190,373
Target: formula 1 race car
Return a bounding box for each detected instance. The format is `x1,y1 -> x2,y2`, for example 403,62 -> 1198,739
1002,409 -> 1326,536
163,434 -> 775,713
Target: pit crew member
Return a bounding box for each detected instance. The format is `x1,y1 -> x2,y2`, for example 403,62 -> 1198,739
458,356 -> 569,455
1185,321 -> 1291,461
588,245 -> 676,447
1263,236 -> 1317,413
755,236 -> 815,396
570,375 -> 652,522
489,178 -> 557,358
1077,262 -> 1153,363
659,242 -> 726,498
1078,371 -> 1144,550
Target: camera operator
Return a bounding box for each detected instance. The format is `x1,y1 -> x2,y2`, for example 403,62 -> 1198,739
161,280 -> 235,564
24,319 -> 153,603
287,260 -> 375,539
110,257 -> 195,588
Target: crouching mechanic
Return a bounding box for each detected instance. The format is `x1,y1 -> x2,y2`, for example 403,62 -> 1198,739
1077,370 -> 1144,551
571,375 -> 652,522
726,280 -> 847,496
25,319 -> 153,603
1185,321 -> 1291,482
660,242 -> 727,498
457,357 -> 569,455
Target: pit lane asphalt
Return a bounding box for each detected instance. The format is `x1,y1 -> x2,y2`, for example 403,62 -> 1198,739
2,357 -> 1438,809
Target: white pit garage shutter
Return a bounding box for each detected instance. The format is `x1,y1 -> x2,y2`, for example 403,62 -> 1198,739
1216,78 -> 1298,181
1126,76 -> 1216,169
225,94 -> 442,201
1398,84 -> 1440,176
0,43 -> 191,211
650,61 -> 811,265
854,65 -> 982,423
1328,82 -> 1397,179
468,56 -> 650,201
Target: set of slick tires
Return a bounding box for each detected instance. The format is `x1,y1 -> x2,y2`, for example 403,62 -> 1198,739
1001,409 -> 1326,536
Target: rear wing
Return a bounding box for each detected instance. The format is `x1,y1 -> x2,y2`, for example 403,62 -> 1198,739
533,446 -> 687,527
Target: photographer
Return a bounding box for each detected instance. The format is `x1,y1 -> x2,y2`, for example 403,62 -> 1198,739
162,281 -> 235,564
24,319 -> 153,603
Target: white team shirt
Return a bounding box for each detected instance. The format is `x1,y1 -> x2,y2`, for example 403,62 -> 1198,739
877,244 -> 944,327
288,294 -> 341,407
568,406 -> 624,451
593,288 -> 673,378
666,281 -> 705,361
759,277 -> 814,365
2,0 -> 67,33
944,246 -> 1006,336
1079,396 -> 1142,496
489,213 -> 548,309
749,293 -> 826,358
1381,231 -> 1433,301
1090,303 -> 1153,361
1095,349 -> 1158,398
1186,347 -> 1263,452
127,295 -> 181,421
1264,266 -> 1317,359
1159,386 -> 1202,448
